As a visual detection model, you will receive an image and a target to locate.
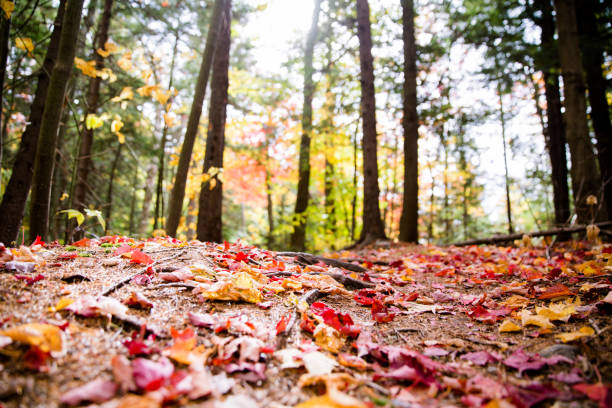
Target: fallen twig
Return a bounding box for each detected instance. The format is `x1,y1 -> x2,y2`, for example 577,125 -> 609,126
452,221 -> 612,246
266,271 -> 375,290
276,252 -> 368,273
278,289 -> 323,348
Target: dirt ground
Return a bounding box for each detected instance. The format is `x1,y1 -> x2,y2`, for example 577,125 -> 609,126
0,237 -> 610,407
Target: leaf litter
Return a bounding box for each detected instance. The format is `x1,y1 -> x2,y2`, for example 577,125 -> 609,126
0,237 -> 611,407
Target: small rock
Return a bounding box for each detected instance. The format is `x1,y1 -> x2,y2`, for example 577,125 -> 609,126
539,344 -> 579,360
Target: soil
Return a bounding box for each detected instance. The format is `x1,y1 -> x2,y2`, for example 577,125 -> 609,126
0,237 -> 610,407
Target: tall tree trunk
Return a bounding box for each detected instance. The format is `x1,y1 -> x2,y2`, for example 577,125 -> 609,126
576,0 -> 612,220
128,168 -> 138,236
291,0 -> 322,251
351,124 -> 358,241
104,143 -> 122,234
0,0 -> 11,187
138,164 -> 156,236
196,0 -> 231,243
29,0 -> 84,241
266,166 -> 274,249
553,0 -> 601,223
166,0 -> 224,237
154,32 -> 180,232
498,82 -> 514,234
399,0 -> 419,243
533,0 -> 571,235
0,0 -> 66,245
356,0 -> 386,243
73,0 -> 113,221
185,196 -> 197,241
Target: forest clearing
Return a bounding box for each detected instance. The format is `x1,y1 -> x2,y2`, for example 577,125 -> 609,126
1,0 -> 611,406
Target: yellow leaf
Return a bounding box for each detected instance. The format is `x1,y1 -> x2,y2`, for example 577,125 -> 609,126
195,273 -> 263,304
103,41 -> 119,54
97,47 -> 110,57
1,0 -> 14,18
209,178 -> 217,190
97,67 -> 116,82
15,37 -> 34,54
498,319 -> 521,333
296,374 -> 366,408
49,297 -> 74,312
163,113 -> 174,127
536,298 -> 579,322
74,57 -> 98,78
555,326 -> 595,343
137,84 -> 158,97
0,323 -> 63,352
111,118 -> 124,133
313,323 -> 345,353
117,52 -> 133,71
520,309 -> 554,329
59,192 -> 69,201
116,132 -> 125,144
85,113 -> 104,130
152,88 -> 170,106
141,70 -> 152,81
111,87 -> 134,103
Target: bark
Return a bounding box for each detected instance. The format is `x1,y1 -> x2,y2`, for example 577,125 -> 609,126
166,0 -> 224,237
553,0 -> 601,223
576,0 -> 612,220
356,0 -> 386,243
398,0 -> 419,243
154,32 -> 180,232
533,0 -> 571,234
196,0 -> 231,243
104,143 -> 122,234
291,0 -> 322,251
351,125 -> 358,241
266,167 -> 274,249
185,196 -> 197,241
0,0 -> 66,245
0,1 -> 11,184
453,221 -> 612,247
138,164 -> 156,236
498,83 -> 514,234
29,0 -> 84,241
73,0 -> 113,218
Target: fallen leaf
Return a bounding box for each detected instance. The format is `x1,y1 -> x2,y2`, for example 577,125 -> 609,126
60,379 -> 117,406
520,309 -> 554,329
302,351 -> 337,375
132,357 -> 174,391
555,326 -> 595,343
499,319 -> 522,332
0,323 -> 63,352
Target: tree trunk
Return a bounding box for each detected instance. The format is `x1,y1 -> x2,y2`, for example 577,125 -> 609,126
104,143 -> 122,234
29,0 -> 84,241
185,196 -> 197,241
576,0 -> 612,220
553,0 -> 601,223
291,0 -> 322,251
398,0 -> 419,243
266,166 -> 274,249
196,0 -> 231,243
138,164 -> 156,236
154,32 -> 180,232
356,0 -> 386,243
351,124 -> 358,241
0,0 -> 66,245
73,0 -> 113,220
498,82 -> 514,234
533,0 -> 572,235
166,0 -> 224,237
0,1 -> 11,186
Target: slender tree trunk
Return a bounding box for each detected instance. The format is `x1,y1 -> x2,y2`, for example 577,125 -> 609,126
576,0 -> 612,220
356,0 -> 386,243
553,0 -> 601,223
166,0 -> 224,237
428,160 -> 435,241
29,0 -> 84,241
399,0 -> 419,243
498,83 -> 514,234
73,0 -> 113,221
128,169 -> 138,236
138,164 -> 155,236
154,32 -> 179,232
196,0 -> 231,243
291,0 -> 322,250
351,122 -> 358,241
185,196 -> 197,241
0,0 -> 66,245
104,143 -> 122,234
266,167 -> 274,249
0,1 -> 11,186
442,134 -> 451,241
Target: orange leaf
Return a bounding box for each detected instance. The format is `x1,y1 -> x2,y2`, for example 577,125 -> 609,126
538,284 -> 573,300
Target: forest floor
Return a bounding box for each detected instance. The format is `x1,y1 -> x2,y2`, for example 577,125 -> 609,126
0,236 -> 611,408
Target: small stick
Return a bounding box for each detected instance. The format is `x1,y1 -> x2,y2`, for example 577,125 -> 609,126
278,289 -> 323,348
102,249 -> 188,296
266,271 -> 375,290
276,252 -> 369,273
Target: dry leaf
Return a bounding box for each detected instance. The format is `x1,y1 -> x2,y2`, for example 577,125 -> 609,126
498,319 -> 521,333
0,323 -> 63,352
555,326 -> 595,343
